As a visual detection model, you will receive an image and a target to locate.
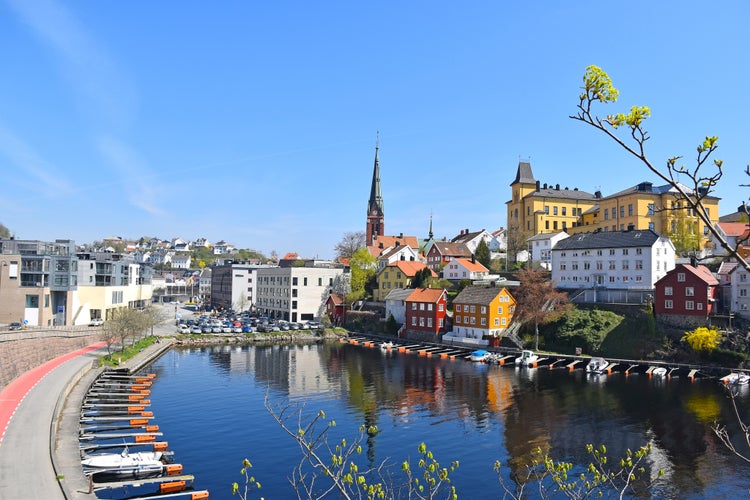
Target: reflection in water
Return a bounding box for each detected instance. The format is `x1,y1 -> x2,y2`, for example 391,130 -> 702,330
146,343 -> 750,499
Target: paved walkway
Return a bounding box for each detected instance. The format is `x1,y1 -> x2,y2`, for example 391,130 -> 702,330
0,342 -> 105,499
0,337 -> 173,499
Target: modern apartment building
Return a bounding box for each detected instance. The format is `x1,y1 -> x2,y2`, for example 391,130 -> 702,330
255,264 -> 343,322
0,238 -> 78,327
210,261 -> 275,311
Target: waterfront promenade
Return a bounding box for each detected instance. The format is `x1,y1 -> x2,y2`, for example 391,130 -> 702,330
0,335 -> 172,499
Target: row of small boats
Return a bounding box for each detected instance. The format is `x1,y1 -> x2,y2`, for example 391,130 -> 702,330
79,370 -> 209,498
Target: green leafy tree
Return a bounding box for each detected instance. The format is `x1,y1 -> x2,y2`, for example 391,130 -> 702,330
513,267 -> 571,350
0,223 -> 12,238
385,313 -> 399,336
682,326 -> 721,352
572,65 -> 750,272
349,247 -> 376,302
667,207 -> 702,256
411,267 -> 434,289
474,239 -> 491,269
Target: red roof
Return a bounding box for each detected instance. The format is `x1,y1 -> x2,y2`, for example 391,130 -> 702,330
718,222 -> 750,237
405,288 -> 446,303
453,257 -> 488,272
386,260 -> 436,277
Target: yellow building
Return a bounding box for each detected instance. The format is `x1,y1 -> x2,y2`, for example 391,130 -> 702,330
507,162 -> 721,257
506,161 -> 599,259
567,181 -> 720,251
452,286 -> 516,340
374,261 -> 435,302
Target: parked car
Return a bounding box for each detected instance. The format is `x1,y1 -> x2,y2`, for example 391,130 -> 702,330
241,325 -> 253,333
191,325 -> 203,334
89,318 -> 104,327
177,324 -> 190,334
202,325 -> 213,334
8,321 -> 23,331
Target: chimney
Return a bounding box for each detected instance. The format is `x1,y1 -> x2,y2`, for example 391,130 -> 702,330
465,228 -> 469,234
543,183 -> 548,189
555,184 -> 560,190
690,255 -> 697,268
595,190 -> 602,199
536,180 -> 540,191
399,232 -> 403,238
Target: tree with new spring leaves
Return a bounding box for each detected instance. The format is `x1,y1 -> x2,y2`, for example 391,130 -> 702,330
571,65 -> 750,271
513,267 -> 571,350
232,399 -> 664,499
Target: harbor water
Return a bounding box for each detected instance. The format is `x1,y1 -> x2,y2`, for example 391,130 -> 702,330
112,342 -> 750,498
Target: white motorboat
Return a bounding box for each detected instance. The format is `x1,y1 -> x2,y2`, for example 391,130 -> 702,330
586,357 -> 608,374
380,341 -> 394,350
722,372 -> 750,385
651,367 -> 668,378
81,448 -> 165,480
515,350 -> 539,366
469,349 -> 490,362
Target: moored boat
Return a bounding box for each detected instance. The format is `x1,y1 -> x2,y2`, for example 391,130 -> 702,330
515,350 -> 539,366
651,367 -> 668,378
586,357 -> 608,374
380,341 -> 394,350
81,448 -> 166,481
721,372 -> 750,385
469,349 -> 490,362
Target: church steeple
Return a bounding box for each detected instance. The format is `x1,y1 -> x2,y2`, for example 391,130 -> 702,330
366,134 -> 385,245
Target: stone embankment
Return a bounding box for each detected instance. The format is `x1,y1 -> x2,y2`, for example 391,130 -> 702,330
0,330 -> 99,390
174,330 -> 343,346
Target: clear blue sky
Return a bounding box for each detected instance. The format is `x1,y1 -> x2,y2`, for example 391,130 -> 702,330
1,1 -> 748,259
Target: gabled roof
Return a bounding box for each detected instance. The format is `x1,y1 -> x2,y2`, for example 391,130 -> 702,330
657,264 -> 718,286
379,244 -> 418,260
453,286 -> 507,305
452,257 -> 488,273
406,288 -> 447,304
718,222 -> 750,237
717,261 -> 738,276
552,229 -> 665,250
429,241 -> 471,257
368,235 -> 420,258
384,288 -> 415,301
451,229 -> 486,244
327,293 -> 344,305
528,231 -> 568,242
382,260 -> 436,277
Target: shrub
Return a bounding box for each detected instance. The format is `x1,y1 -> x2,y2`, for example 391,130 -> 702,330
682,327 -> 721,352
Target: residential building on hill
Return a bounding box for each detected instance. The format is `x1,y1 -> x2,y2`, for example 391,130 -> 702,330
446,286 -> 516,346
384,288 -> 414,325
728,265 -> 750,320
654,263 -> 718,327
551,229 -> 675,302
374,261 -> 435,302
404,288 -> 448,339
425,241 -> 472,272
443,257 -> 489,281
528,231 -> 568,270
211,261 -> 275,311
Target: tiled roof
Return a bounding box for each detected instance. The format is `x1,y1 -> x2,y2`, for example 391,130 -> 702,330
717,261 -> 738,276
386,260 -> 435,277
451,230 -> 484,244
406,288 -> 446,303
552,229 -> 664,250
453,257 -> 488,272
453,286 -> 505,305
327,293 -> 344,305
718,222 -> 750,237
430,242 -> 471,257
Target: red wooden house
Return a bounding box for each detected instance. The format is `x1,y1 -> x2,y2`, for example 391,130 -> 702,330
404,288 -> 448,338
325,293 -> 344,325
654,263 -> 718,326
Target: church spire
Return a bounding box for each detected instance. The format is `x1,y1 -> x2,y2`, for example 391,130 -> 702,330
366,133 -> 385,245
428,211 -> 434,240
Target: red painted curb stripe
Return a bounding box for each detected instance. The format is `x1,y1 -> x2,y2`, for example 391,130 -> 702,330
0,341 -> 106,447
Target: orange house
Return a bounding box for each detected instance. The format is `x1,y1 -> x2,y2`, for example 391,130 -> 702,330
452,286 -> 516,341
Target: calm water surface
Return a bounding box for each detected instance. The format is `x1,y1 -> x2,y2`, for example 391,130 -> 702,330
110,342 -> 750,499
